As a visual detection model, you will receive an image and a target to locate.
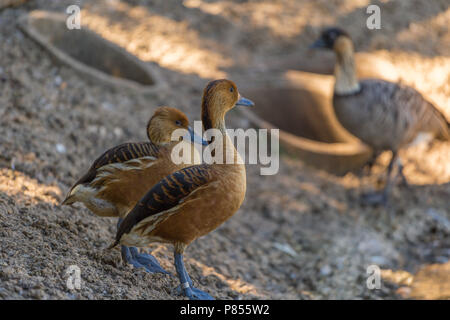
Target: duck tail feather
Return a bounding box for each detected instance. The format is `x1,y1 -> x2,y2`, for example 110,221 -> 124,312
107,240 -> 120,250
61,194 -> 75,206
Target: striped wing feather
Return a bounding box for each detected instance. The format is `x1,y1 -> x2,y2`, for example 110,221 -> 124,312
69,142 -> 160,191
115,164 -> 212,243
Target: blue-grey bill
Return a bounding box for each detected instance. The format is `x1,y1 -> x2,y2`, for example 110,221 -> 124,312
235,96 -> 255,107
188,127 -> 208,145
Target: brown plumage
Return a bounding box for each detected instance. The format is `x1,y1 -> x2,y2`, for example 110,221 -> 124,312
312,27 -> 449,204
112,79 -> 254,300
61,106 -> 201,218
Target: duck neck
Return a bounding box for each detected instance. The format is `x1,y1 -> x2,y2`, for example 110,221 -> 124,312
202,107 -> 243,166
203,110 -> 231,146
202,92 -> 230,134
148,132 -> 170,146
333,37 -> 360,95
213,116 -> 227,136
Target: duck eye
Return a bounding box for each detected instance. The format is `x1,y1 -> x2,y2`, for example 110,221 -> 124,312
229,87 -> 234,93
175,120 -> 182,126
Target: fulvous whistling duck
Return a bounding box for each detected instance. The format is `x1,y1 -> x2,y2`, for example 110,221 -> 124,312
62,106 -> 207,273
311,27 -> 450,205
110,79 -> 255,300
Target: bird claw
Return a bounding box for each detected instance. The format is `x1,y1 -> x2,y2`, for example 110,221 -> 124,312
361,192 -> 388,207
121,246 -> 169,274
182,286 -> 214,300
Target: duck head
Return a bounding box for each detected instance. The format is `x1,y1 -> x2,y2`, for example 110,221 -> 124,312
147,106 -> 207,145
310,27 -> 353,53
201,79 -> 254,131
311,27 -> 359,95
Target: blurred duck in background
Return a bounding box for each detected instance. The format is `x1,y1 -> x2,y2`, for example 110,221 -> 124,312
62,106 -> 206,273
111,79 -> 254,300
311,27 -> 450,205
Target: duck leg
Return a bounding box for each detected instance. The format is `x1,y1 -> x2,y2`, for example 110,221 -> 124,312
117,219 -> 169,274
362,150 -> 380,176
361,151 -> 398,206
397,157 -> 410,188
174,251 -> 214,300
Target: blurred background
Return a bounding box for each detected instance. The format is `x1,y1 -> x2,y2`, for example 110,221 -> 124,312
0,0 -> 449,299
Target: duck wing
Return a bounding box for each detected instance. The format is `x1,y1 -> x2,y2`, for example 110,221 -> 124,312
63,142 -> 160,203
418,100 -> 450,141
113,164 -> 212,245
333,79 -> 449,150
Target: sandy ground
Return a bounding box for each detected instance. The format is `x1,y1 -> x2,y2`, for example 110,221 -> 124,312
0,0 -> 449,300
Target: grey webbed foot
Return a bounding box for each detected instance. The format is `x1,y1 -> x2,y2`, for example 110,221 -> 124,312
174,252 -> 214,300
184,287 -> 214,300
121,246 -> 169,274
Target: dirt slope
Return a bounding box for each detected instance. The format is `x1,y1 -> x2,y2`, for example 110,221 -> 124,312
0,0 -> 449,299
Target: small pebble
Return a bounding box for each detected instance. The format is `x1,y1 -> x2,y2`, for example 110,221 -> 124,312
273,243 -> 298,257
54,76 -> 62,86
56,143 -> 67,154
320,265 -> 332,276
113,127 -> 123,137
370,256 -> 389,267
102,102 -> 115,111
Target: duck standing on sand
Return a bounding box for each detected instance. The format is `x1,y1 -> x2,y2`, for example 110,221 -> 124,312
62,106 -> 206,273
311,27 -> 450,205
111,79 -> 254,300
